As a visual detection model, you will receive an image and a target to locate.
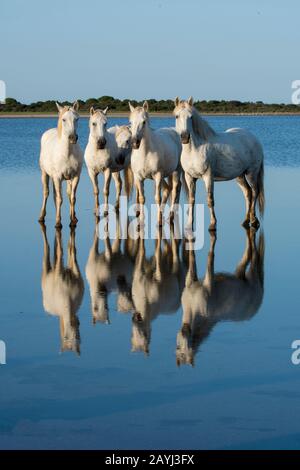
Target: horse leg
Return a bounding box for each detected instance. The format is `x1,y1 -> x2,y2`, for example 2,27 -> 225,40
169,171 -> 181,221
40,222 -> 51,274
88,170 -> 99,217
103,168 -> 112,216
135,185 -> 140,216
185,173 -> 196,231
162,179 -> 170,206
67,180 -> 72,203
135,178 -> 145,220
236,175 -> 252,228
53,178 -> 63,229
203,231 -> 216,294
154,172 -> 163,226
69,176 -> 79,227
203,168 -> 217,231
246,172 -> 260,229
235,228 -> 252,279
112,172 -> 122,211
67,227 -> 80,277
39,170 -> 49,223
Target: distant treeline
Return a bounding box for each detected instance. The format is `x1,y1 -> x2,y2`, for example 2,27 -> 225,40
1,96 -> 300,113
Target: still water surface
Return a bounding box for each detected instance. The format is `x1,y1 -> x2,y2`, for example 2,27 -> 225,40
0,116 -> 299,449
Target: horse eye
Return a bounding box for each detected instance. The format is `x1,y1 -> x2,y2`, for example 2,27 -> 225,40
175,115 -> 179,119
62,118 -> 66,122
92,122 -> 96,126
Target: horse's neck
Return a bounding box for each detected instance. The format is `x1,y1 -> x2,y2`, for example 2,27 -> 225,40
140,125 -> 154,153
191,111 -> 216,146
57,131 -> 72,153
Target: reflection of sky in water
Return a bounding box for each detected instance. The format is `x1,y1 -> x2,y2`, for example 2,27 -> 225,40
0,117 -> 299,449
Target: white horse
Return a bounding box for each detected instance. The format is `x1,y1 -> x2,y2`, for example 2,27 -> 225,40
130,228 -> 185,355
174,97 -> 265,231
176,228 -> 264,366
129,101 -> 182,224
84,107 -> 132,216
39,101 -> 83,228
40,224 -> 84,355
85,216 -> 137,325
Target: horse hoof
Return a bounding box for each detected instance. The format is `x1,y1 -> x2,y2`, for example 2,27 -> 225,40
242,219 -> 250,229
208,224 -> 217,232
168,212 -> 175,224
136,211 -> 140,218
103,210 -> 109,217
251,218 -> 260,229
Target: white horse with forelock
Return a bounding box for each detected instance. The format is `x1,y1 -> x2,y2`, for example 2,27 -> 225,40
174,97 -> 265,231
40,225 -> 84,355
39,101 -> 83,228
84,107 -> 132,216
129,101 -> 182,224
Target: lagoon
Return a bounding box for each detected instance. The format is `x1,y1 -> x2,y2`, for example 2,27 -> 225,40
0,116 -> 300,449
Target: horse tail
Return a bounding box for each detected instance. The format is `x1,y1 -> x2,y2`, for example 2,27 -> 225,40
124,164 -> 134,200
257,161 -> 265,217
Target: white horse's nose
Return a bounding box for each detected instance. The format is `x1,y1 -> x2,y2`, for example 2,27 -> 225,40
181,131 -> 190,144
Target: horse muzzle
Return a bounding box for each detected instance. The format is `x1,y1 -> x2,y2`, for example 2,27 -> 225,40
97,138 -> 107,150
132,312 -> 143,323
181,132 -> 190,144
69,134 -> 78,144
115,153 -> 126,166
132,138 -> 141,149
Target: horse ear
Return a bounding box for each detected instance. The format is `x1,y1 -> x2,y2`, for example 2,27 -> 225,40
56,102 -> 63,113
188,96 -> 194,106
72,100 -> 79,112
129,102 -> 135,113
103,107 -> 109,115
174,96 -> 180,107
143,101 -> 149,112
90,106 -> 95,115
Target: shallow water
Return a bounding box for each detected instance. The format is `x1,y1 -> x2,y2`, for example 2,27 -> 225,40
0,116 -> 300,450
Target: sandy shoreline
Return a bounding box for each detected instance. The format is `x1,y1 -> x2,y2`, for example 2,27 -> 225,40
1,112 -> 300,119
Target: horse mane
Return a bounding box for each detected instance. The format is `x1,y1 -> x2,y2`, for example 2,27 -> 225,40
57,106 -> 70,138
191,107 -> 216,141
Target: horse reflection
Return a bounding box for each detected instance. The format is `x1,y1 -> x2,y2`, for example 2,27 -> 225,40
177,228 -> 264,366
85,216 -> 137,325
131,227 -> 185,355
40,225 -> 84,354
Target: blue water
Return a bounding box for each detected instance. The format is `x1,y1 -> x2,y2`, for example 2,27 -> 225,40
0,116 -> 300,450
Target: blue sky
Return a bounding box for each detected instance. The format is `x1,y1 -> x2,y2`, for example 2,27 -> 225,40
1,0 -> 299,103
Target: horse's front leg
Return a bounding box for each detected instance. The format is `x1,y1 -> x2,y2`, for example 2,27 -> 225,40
203,168 -> 217,232
53,178 -> 63,229
88,170 -> 99,218
154,172 -> 163,226
38,170 -> 49,223
69,176 -> 79,227
185,172 -> 196,232
135,178 -> 145,219
103,168 -> 112,216
169,171 -> 181,221
112,172 -> 122,211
